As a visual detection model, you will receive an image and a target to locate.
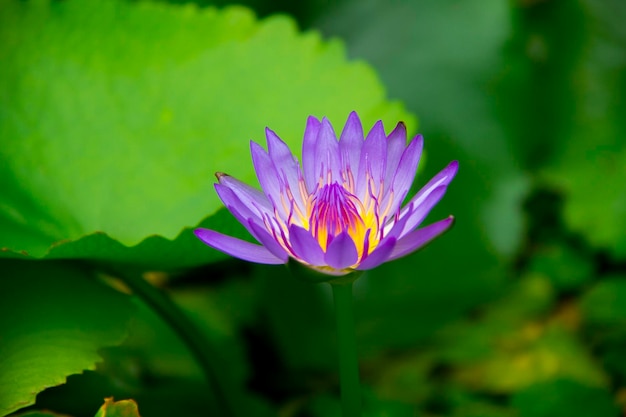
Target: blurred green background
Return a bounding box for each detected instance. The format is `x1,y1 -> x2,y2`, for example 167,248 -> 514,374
1,0 -> 625,416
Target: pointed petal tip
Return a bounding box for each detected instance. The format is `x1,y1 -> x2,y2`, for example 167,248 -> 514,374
319,117 -> 340,140
388,120 -> 407,135
408,133 -> 424,151
438,215 -> 456,234
392,121 -> 408,136
434,160 -> 459,185
444,161 -> 459,183
340,111 -> 364,142
304,115 -> 322,137
449,160 -> 459,175
250,140 -> 269,164
365,119 -> 386,143
347,110 -> 361,122
265,127 -> 296,161
215,172 -> 228,181
307,114 -> 322,124
321,116 -> 334,127
249,139 -> 264,154
265,127 -> 286,145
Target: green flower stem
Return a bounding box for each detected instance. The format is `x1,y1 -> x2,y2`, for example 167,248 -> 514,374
115,269 -> 240,417
331,282 -> 362,417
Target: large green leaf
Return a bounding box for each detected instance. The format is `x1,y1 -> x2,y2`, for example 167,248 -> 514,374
0,260 -> 135,416
0,0 -> 413,268
1,209 -> 251,270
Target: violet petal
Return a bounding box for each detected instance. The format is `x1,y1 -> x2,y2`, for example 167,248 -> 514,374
265,127 -> 307,209
314,118 -> 342,184
356,237 -> 396,270
339,111 -> 364,179
324,231 -> 359,269
356,120 -> 387,198
302,116 -> 322,192
288,224 -> 326,265
217,174 -> 272,213
214,183 -> 267,239
383,122 -> 408,187
250,141 -> 285,215
194,228 -> 286,264
387,216 -> 454,261
388,184 -> 449,239
247,220 -> 290,262
401,161 -> 458,214
382,134 -> 424,215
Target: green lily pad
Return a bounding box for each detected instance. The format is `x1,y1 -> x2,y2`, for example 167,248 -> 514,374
0,0 -> 413,268
1,209 -> 251,270
0,260 -> 135,416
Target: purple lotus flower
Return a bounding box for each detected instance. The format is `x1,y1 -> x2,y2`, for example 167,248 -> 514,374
195,112 -> 457,276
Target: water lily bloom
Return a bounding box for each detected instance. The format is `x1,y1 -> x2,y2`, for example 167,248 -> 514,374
195,112 -> 457,276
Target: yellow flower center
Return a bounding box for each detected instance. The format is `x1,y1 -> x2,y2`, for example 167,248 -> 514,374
305,182 -> 380,258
